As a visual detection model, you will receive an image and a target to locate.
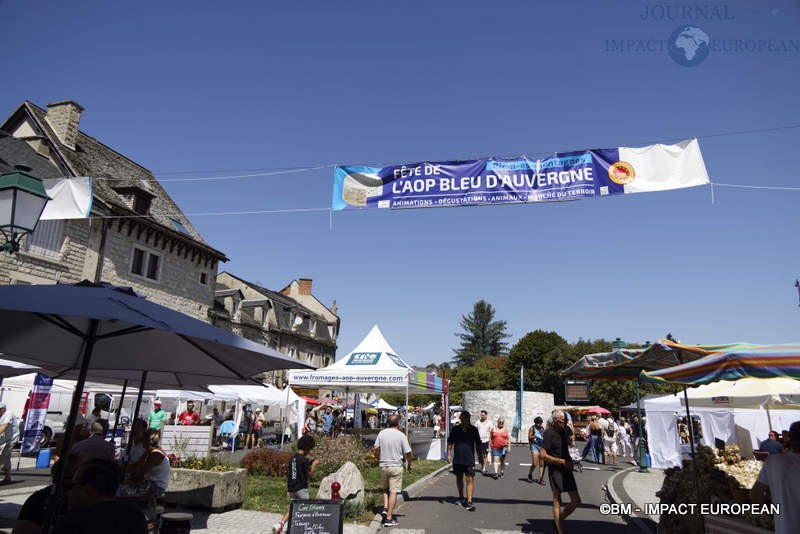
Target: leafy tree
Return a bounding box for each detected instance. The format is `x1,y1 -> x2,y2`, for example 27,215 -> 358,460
504,330 -> 576,403
447,356 -> 505,405
452,300 -> 510,367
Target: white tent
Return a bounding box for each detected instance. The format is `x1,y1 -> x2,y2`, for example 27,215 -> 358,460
208,384 -> 307,441
644,393 -> 734,469
370,398 -> 398,411
682,377 -> 800,409
287,325 -> 444,395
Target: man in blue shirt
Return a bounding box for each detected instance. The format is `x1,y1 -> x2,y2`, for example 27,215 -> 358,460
321,407 -> 334,435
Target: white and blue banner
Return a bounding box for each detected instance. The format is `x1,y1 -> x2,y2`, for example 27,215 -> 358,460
21,373 -> 53,454
332,139 -> 709,210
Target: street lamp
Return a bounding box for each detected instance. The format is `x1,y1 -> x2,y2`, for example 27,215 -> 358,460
0,165 -> 50,253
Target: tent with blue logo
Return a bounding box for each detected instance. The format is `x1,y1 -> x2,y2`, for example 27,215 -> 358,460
288,325 -> 445,395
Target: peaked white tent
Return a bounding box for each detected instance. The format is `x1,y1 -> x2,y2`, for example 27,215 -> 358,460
287,325 -> 445,395
370,398 -> 399,411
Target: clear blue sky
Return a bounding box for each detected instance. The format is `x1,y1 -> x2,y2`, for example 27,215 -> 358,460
3,1 -> 799,366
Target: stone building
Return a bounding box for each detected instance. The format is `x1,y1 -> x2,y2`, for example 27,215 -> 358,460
0,100 -> 227,319
211,272 -> 339,385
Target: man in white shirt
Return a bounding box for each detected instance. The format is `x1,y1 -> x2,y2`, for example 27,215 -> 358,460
373,414 -> 412,527
751,421 -> 800,534
0,403 -> 19,484
475,410 -> 494,473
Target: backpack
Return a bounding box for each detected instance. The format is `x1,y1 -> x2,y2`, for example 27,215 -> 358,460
605,421 -> 616,438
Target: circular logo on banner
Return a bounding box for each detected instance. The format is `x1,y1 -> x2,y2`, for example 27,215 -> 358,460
608,161 -> 636,185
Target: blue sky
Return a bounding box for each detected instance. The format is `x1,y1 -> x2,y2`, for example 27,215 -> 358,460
3,1 -> 799,366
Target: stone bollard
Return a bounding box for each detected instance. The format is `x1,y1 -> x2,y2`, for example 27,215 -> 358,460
331,481 -> 341,500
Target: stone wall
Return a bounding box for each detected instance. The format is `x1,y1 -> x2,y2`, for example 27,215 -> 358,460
462,390 -> 555,443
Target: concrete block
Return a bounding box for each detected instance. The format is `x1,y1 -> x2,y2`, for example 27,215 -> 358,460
164,467 -> 247,512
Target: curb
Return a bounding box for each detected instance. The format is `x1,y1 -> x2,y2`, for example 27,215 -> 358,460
605,466 -> 656,534
367,463 -> 451,534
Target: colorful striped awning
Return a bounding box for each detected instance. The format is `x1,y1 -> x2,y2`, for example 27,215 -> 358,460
641,343 -> 800,385
561,341 -> 755,380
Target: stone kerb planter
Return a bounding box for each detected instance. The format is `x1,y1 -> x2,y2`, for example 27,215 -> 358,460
164,467 -> 247,513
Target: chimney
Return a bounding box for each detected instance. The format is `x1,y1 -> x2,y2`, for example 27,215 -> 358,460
45,100 -> 84,150
299,278 -> 312,296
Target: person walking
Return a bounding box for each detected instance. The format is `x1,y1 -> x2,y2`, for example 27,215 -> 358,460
490,418 -> 509,479
446,411 -> 484,512
528,416 -> 546,484
540,410 -> 582,534
0,403 -> 18,484
617,417 -> 633,458
475,410 -> 494,474
372,414 -> 413,527
603,415 -> 618,466
432,412 -> 441,438
581,416 -> 603,463
273,434 -> 319,534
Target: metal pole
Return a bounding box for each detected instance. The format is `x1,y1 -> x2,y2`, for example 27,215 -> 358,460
43,319 -> 99,534
635,377 -> 648,473
125,370 -> 148,463
683,385 -> 704,531
405,379 -> 410,441
111,379 -> 128,456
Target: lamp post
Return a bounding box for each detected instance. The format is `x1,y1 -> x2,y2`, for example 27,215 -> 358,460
0,165 -> 50,253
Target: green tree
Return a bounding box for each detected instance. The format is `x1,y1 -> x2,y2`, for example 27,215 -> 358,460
452,300 -> 510,367
505,330 -> 576,403
447,356 -> 505,405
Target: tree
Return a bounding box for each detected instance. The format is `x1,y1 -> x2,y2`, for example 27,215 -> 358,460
447,357 -> 505,405
504,330 -> 576,403
452,300 -> 510,367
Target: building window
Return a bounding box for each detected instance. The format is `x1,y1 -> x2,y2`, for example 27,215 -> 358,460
309,319 -> 317,337
132,193 -> 152,215
287,346 -> 297,359
306,352 -> 314,364
199,272 -> 208,285
130,246 -> 161,281
24,219 -> 64,259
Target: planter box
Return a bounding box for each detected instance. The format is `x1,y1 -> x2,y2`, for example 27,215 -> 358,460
163,467 -> 247,513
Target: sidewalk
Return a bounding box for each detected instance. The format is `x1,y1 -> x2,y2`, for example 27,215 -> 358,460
0,456 -> 372,534
606,464 -> 665,534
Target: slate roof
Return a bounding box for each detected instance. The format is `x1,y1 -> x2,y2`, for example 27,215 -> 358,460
218,272 -> 336,345
0,132 -> 63,178
2,101 -> 226,262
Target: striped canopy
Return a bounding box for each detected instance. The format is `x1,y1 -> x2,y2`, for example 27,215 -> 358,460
641,343 -> 800,385
560,341 -> 750,380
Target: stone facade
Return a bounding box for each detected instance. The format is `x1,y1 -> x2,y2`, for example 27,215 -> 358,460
462,390 -> 555,443
212,272 -> 339,384
0,100 -> 226,323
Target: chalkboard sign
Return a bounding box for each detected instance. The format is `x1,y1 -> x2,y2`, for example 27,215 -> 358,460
288,499 -> 344,534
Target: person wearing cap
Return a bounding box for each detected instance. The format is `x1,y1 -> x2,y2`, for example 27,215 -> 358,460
446,410 -> 484,512
0,402 -> 19,484
751,421 -> 800,534
147,400 -> 167,432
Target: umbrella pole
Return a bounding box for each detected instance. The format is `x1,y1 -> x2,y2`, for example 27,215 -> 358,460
112,379 -> 129,455
635,377 -> 648,473
682,385 -> 705,533
43,319 -> 99,534
125,371 -> 148,463
766,406 -> 774,433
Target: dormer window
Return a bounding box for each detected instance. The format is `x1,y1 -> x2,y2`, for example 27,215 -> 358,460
309,318 -> 317,337
114,186 -> 155,216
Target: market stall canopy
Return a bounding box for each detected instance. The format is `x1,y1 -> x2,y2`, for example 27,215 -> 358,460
370,398 -> 398,411
586,406 -> 610,415
681,377 -> 800,409
0,357 -> 40,378
287,325 -> 446,395
641,343 -> 800,385
561,341 -> 755,380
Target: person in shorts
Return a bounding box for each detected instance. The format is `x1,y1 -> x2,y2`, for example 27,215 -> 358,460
446,410 -> 484,512
273,434 -> 319,534
373,414 -> 412,527
475,410 -> 494,474
540,410 -> 581,534
527,416 -> 546,484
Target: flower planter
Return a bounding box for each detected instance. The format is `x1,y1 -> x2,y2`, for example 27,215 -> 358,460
163,468 -> 247,513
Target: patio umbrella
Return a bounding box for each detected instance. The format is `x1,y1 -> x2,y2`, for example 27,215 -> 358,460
301,395 -> 321,406
0,357 -> 40,379
642,343 -> 800,385
0,281 -> 313,531
586,406 -> 610,415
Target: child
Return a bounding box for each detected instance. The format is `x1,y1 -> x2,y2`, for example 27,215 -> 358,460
273,434 -> 320,534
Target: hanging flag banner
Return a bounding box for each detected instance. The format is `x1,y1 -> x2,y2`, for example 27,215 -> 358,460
332,139 -> 709,211
21,373 -> 54,454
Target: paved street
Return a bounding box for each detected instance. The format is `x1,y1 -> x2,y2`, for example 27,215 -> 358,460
389,444 -> 637,534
